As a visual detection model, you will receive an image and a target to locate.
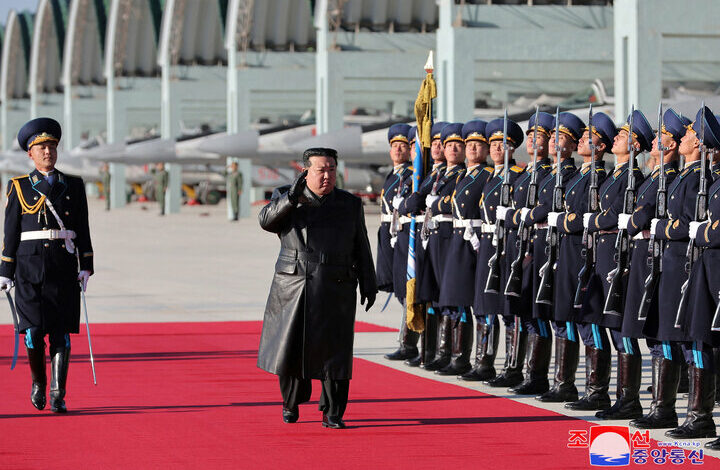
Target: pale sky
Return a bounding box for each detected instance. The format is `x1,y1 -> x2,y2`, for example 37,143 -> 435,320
1,0 -> 40,28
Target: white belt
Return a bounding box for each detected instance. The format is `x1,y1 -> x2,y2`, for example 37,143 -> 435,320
380,214 -> 393,223
481,223 -> 496,234
535,222 -> 548,230
633,230 -> 651,240
21,229 -> 76,241
398,216 -> 413,225
432,214 -> 454,224
453,219 -> 484,229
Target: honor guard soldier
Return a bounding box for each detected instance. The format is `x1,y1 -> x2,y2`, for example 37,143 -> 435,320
391,122 -> 448,366
685,113 -> 720,450
645,107 -> 719,440
604,109 -> 684,422
435,120 -> 492,376
540,112 -> 605,403
379,123 -> 414,359
473,117 -> 525,384
568,110 -> 649,413
503,111 -> 558,394
421,123 -> 467,372
0,117 -> 94,413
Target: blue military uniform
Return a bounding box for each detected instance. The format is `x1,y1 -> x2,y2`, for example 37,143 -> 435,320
471,117 -> 525,385
537,111 -> 604,403
656,108 -> 720,441
376,123 -> 413,293
1,117 -> 94,414
421,123 -> 467,372
436,121 -> 492,376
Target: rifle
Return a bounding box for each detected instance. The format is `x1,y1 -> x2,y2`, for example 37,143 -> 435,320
505,105 -> 540,298
638,103 -> 666,321
573,104 -> 598,307
485,109 -> 512,294
536,106 -> 563,305
675,103 -> 709,328
604,106 -> 639,315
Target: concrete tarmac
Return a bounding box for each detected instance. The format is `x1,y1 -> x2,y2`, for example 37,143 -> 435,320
1,197 -> 719,458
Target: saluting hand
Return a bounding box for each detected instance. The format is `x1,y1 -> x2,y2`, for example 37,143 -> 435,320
288,170 -> 307,204
361,292 -> 376,312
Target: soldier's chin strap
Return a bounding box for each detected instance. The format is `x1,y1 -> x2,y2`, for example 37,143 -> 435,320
42,197 -> 75,254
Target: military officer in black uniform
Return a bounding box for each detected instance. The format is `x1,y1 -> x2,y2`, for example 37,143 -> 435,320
421,123 -> 468,372
685,113 -> 720,449
602,109 -> 684,422
472,117 -> 525,383
501,112 -> 556,394
567,110 -> 649,414
539,112 -> 607,403
0,117 -> 94,413
646,107 -> 719,439
392,122 -> 448,367
379,124 -> 416,361
436,120 -> 492,376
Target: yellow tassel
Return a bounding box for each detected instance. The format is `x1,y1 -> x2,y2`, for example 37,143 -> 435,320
405,278 -> 425,333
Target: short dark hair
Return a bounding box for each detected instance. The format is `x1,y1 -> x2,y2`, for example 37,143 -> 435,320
303,147 -> 338,167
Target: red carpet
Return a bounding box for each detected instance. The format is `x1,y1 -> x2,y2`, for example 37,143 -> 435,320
0,322 -> 708,469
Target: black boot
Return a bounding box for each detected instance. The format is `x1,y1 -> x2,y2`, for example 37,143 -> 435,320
566,346 -> 611,411
537,337 -> 579,403
50,347 -> 70,413
486,327 -> 527,387
406,310 -> 437,367
511,334 -> 551,395
596,352 -> 643,419
459,319 -> 499,381
436,317 -> 474,376
26,346 -> 47,410
665,365 -> 716,439
678,361 -> 689,394
631,356 -> 680,429
423,315 -> 452,371
385,311 -> 419,361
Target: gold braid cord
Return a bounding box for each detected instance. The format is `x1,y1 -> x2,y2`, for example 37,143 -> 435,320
413,72 -> 436,150
11,179 -> 46,214
405,278 -> 425,333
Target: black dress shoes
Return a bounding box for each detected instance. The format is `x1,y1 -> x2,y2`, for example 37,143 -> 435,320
322,414 -> 346,429
282,407 -> 298,423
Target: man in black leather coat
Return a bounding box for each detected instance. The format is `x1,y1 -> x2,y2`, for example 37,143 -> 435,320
257,147 -> 377,429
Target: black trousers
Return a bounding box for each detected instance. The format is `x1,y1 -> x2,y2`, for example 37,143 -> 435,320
279,376 -> 350,419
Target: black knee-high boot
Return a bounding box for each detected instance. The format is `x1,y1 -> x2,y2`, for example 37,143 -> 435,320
26,345 -> 47,410
437,316 -> 474,376
458,319 -> 499,381
510,334 -> 551,395
49,347 -> 70,413
385,310 -> 420,361
565,346 -> 611,411
423,314 -> 452,371
631,356 -> 680,429
537,337 -> 579,403
665,365 -> 716,439
596,352 -> 643,419
486,327 -> 527,388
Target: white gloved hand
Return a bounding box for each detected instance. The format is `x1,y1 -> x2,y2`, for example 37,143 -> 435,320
0,276 -> 13,292
520,207 -> 531,224
392,195 -> 403,210
425,194 -> 439,208
606,267 -> 618,284
470,233 -> 481,252
650,218 -> 660,236
77,270 -> 91,292
583,213 -> 593,229
689,221 -> 708,240
548,212 -> 561,228
496,206 -> 509,221
617,213 -> 631,230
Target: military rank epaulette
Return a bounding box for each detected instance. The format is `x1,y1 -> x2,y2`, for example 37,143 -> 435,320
540,164 -> 552,169
483,166 -> 493,174
666,168 -> 677,174
510,165 -> 523,173
10,176 -> 45,215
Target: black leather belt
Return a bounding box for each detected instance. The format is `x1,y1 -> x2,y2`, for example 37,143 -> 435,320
279,249 -> 352,266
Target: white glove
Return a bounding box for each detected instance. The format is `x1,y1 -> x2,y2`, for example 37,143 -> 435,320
606,267 -> 618,284
583,213 -> 593,229
496,206 -> 509,221
617,213 -> 631,230
392,195 -> 403,210
425,194 -> 439,208
548,212 -> 561,228
78,270 -> 91,292
650,218 -> 660,236
689,221 -> 708,240
520,207 -> 531,224
0,276 -> 13,292
470,233 -> 481,251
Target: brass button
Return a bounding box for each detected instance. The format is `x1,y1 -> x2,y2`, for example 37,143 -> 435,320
43,243 -> 49,248
66,196 -> 70,200
571,191 -> 575,195
33,196 -> 38,200
465,190 -> 469,195
64,211 -> 69,216
461,203 -> 465,207
61,244 -> 65,248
